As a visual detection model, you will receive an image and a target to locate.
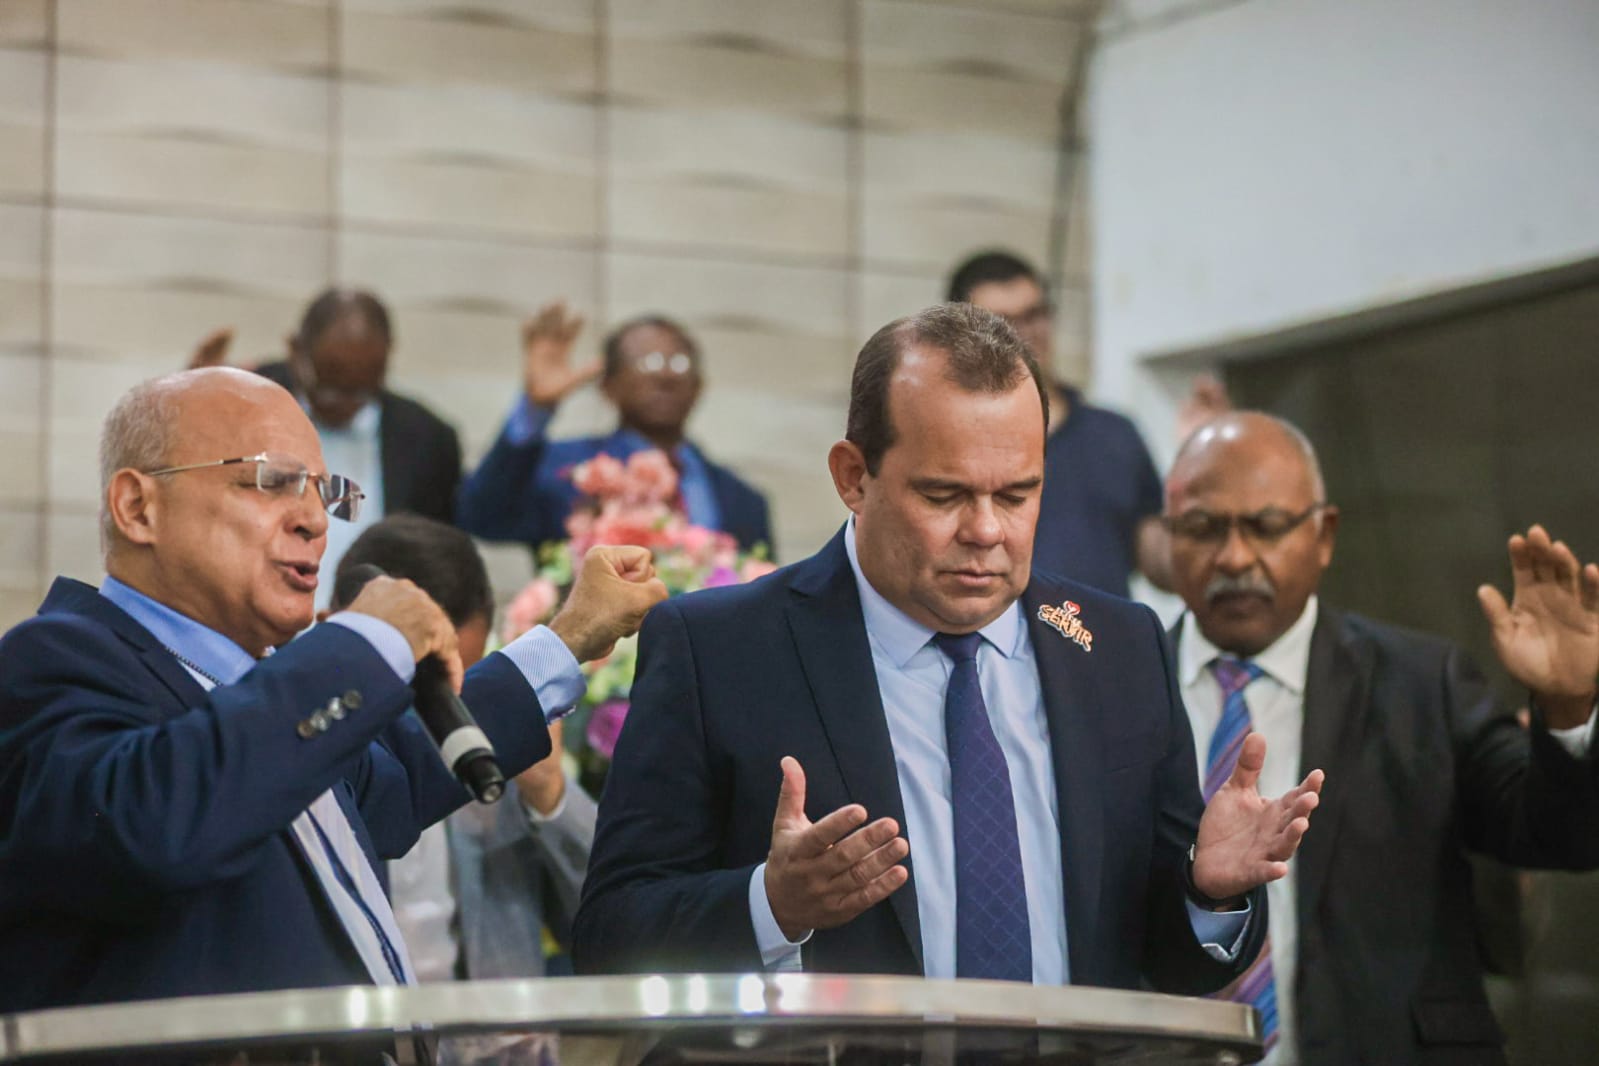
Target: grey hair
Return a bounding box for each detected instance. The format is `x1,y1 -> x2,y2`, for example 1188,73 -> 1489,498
1171,410 -> 1328,502
99,373 -> 184,550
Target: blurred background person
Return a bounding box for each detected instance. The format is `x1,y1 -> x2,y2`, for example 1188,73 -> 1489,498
948,250 -> 1227,599
191,288 -> 465,609
330,514 -> 595,983
1164,411 -> 1599,1065
457,301 -> 773,556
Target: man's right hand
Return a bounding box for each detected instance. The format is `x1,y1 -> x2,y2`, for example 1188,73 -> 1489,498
548,545 -> 668,663
764,756 -> 909,942
342,575 -> 463,692
522,299 -> 600,408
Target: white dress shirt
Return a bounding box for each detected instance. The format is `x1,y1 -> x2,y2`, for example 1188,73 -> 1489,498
1177,595 -> 1596,1066
313,400 -> 384,612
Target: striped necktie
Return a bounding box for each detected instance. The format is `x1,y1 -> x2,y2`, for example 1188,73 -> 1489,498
1206,658 -> 1277,1051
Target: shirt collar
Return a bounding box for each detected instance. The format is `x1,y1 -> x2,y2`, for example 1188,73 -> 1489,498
1178,593 -> 1318,694
99,575 -> 259,685
311,399 -> 381,438
843,517 -> 1025,668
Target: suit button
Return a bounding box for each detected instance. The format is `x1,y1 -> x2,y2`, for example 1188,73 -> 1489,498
343,690 -> 362,710
297,719 -> 318,739
327,698 -> 346,721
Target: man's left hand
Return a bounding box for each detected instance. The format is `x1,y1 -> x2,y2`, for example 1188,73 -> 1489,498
1192,733 -> 1324,902
1478,524 -> 1599,729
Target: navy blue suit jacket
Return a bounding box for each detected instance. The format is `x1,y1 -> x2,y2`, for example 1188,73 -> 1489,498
0,578 -> 554,1011
572,529 -> 1263,992
457,424 -> 773,555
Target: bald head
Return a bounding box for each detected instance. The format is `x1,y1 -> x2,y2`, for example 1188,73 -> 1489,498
1164,411 -> 1338,657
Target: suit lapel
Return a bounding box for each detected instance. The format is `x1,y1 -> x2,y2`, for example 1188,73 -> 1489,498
784,533 -> 924,973
377,392 -> 407,513
1294,606 -> 1373,930
1022,583 -> 1105,983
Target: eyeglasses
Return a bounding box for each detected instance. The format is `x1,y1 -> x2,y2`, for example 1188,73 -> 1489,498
625,350 -> 695,376
996,303 -> 1051,331
1163,503 -> 1326,545
145,453 -> 365,521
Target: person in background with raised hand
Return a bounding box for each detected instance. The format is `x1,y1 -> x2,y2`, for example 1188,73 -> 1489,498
456,300 -> 773,556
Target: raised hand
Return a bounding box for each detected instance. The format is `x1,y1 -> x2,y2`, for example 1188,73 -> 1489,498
1192,733 -> 1323,902
1478,524 -> 1599,727
189,326 -> 235,370
1175,373 -> 1232,443
547,545 -> 668,663
522,299 -> 600,408
764,757 -> 909,941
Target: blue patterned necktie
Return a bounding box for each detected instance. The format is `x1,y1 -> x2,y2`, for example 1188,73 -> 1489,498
1205,658 -> 1278,1050
933,631 -> 1032,982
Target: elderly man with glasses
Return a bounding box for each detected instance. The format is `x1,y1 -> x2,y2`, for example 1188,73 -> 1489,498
1164,411 -> 1599,1066
0,367 -> 665,1013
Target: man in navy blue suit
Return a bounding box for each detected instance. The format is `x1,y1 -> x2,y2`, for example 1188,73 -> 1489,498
456,301 -> 773,555
0,367 -> 665,1011
573,304 -> 1323,993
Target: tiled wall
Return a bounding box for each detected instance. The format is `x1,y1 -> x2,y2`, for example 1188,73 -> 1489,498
0,0 -> 1093,626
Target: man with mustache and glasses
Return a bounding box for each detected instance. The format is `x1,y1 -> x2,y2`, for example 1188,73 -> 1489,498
1165,411 -> 1599,1066
0,367 -> 665,1012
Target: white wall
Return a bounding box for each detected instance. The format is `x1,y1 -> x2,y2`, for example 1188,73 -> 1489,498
1088,0 -> 1599,462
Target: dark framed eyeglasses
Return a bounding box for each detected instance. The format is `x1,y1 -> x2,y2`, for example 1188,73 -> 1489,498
1162,503 -> 1326,545
145,452 -> 365,521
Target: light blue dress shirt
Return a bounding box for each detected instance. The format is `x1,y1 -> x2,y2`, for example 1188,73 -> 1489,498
97,575 -> 587,984
504,398 -> 723,531
749,519 -> 1249,977
311,400 -> 385,613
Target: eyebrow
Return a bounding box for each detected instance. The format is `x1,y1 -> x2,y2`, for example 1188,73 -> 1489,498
909,476 -> 1043,494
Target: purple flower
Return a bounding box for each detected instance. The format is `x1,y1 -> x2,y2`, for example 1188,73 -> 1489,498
585,699 -> 631,760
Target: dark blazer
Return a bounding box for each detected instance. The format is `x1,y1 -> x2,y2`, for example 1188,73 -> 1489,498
1177,606 -> 1599,1065
256,361 -> 462,524
456,422 -> 773,555
572,529 -> 1263,991
0,578 -> 554,1011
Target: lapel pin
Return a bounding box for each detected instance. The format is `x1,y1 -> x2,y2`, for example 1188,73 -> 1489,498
1038,599 -> 1094,653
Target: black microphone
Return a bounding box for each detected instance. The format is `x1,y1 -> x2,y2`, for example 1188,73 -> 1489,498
336,564 -> 506,805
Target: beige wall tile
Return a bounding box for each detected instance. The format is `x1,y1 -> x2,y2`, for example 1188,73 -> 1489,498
609,107 -> 848,257
864,129 -> 1057,207
609,251 -> 851,400
339,157 -> 596,240
0,354 -> 44,505
51,209 -> 329,364
341,82 -> 596,171
0,506 -> 44,606
43,506 -> 101,587
47,358 -> 176,511
863,197 -> 1052,273
0,0 -> 50,49
609,1 -> 848,119
0,202 -> 44,354
858,271 -> 945,343
57,0 -> 330,72
911,0 -> 1096,18
336,229 -> 598,388
340,9 -> 595,95
0,48 -> 46,199
863,1 -> 1080,137
343,0 -> 590,26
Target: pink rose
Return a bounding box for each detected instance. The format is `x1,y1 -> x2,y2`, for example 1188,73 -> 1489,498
739,558 -> 777,583
571,453 -> 626,499
673,523 -> 718,565
501,576 -> 560,644
624,450 -> 678,505
585,699 -> 631,761
591,502 -> 669,549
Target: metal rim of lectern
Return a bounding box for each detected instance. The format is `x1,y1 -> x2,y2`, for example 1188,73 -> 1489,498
0,974 -> 1262,1062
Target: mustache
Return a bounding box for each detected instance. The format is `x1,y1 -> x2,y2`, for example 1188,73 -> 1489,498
1204,570 -> 1276,603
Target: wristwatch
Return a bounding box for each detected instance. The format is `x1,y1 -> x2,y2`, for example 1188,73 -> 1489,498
1184,843 -> 1247,911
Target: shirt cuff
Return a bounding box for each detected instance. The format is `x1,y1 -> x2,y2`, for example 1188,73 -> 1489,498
327,612 -> 416,683
521,771 -> 573,824
1547,705 -> 1597,758
496,624 -> 585,724
1185,897 -> 1253,962
749,862 -> 810,970
503,395 -> 556,447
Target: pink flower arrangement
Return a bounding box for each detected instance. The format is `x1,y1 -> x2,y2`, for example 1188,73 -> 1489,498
507,448 -> 774,792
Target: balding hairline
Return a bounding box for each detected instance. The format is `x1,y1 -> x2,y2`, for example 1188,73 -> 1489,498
1170,411 -> 1327,503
